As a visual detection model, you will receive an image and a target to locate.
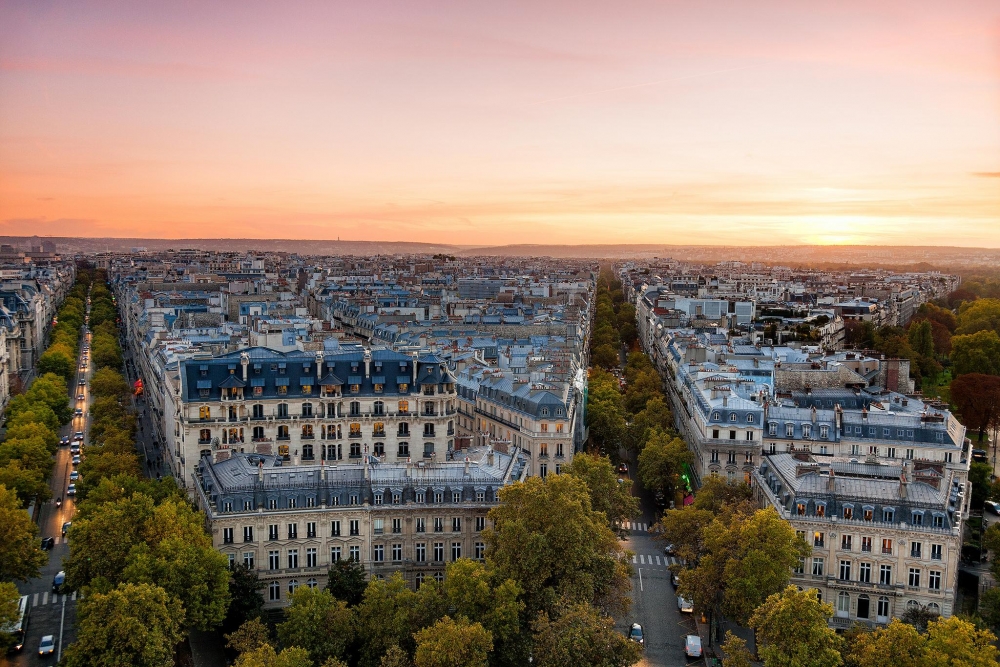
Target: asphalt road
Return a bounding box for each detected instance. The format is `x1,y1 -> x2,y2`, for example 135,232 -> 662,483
5,317 -> 91,665
614,469 -> 704,667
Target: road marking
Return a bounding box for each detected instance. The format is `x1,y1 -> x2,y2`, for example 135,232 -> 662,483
57,592 -> 66,661
656,555 -> 661,565
71,591 -> 77,601
638,567 -> 643,592
32,593 -> 39,606
42,592 -> 49,605
632,555 -> 637,564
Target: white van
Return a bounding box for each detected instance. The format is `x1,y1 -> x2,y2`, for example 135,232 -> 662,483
685,634 -> 702,658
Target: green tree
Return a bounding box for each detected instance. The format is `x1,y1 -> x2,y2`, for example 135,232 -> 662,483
326,557 -> 367,606
952,330 -> 1000,376
5,421 -> 59,453
76,451 -> 143,499
923,615 -> 999,667
530,602 -> 642,667
25,373 -> 74,424
750,586 -> 843,667
5,398 -> 61,433
979,587 -> 1000,633
586,369 -> 627,451
485,474 -> 632,618
441,559 -> 523,651
64,583 -> 184,667
0,436 -> 54,477
224,564 -> 266,632
38,347 -> 75,382
354,573 -> 424,667
844,619 -> 926,667
277,587 -> 353,663
413,616 -> 493,667
0,483 -> 47,581
563,453 -> 639,529
958,299 -> 1000,336
90,367 -> 132,400
970,462 -> 993,510
636,430 -> 692,499
0,460 -> 52,506
908,320 -> 935,358
657,506 -> 714,564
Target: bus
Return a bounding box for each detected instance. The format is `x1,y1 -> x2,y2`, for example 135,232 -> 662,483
2,595 -> 28,653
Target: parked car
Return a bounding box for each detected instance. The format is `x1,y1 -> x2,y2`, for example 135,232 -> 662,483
677,596 -> 694,613
66,484 -> 76,496
664,543 -> 676,556
38,635 -> 55,656
628,622 -> 644,645
684,635 -> 702,658
52,571 -> 65,593
41,537 -> 55,550
62,521 -> 72,536
986,501 -> 1000,516
671,571 -> 680,588
973,449 -> 988,463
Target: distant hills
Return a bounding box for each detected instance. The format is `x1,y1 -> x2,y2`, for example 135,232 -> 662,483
4,236 -> 1000,267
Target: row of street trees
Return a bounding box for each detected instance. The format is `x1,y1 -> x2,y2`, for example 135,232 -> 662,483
59,272 -> 232,667
0,268 -> 94,650
585,269 -> 692,503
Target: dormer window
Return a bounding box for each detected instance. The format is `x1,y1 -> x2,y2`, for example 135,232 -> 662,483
712,412 -> 720,421
729,413 -> 737,422
802,424 -> 811,438
769,422 -> 777,436
820,425 -> 829,439
747,414 -> 754,424
540,408 -> 549,417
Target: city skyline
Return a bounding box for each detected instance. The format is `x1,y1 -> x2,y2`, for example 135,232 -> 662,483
2,1 -> 998,246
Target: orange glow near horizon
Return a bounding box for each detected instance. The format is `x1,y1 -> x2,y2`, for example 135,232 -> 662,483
1,1 -> 999,247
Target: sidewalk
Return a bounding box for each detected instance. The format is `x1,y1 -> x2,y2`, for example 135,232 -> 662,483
695,614 -> 755,666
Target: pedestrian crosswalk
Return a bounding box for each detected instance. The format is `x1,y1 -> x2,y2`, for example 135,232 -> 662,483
31,591 -> 81,606
631,553 -> 682,568
622,522 -> 649,532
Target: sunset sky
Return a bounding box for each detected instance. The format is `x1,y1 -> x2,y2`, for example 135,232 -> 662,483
1,1 -> 998,246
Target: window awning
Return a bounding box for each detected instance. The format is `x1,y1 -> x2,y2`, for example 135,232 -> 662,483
371,376 -> 386,384
299,377 -> 313,386
274,377 -> 290,386
397,376 -> 411,385
250,378 -> 265,387
196,380 -> 212,389
348,376 -> 363,385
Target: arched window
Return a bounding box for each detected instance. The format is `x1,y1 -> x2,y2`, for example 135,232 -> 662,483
730,413 -> 737,422
747,414 -> 755,423
712,412 -> 721,421
288,580 -> 299,595
306,578 -> 318,589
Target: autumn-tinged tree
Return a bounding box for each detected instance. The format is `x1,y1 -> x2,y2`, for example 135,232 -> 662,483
379,646 -> 413,667
750,586 -> 843,667
353,574 -> 427,667
0,581 -> 21,652
413,616 -> 493,667
844,619 -> 926,667
233,645 -> 313,667
440,559 -> 523,650
277,587 -> 353,664
691,476 -> 754,515
923,615 -> 999,667
64,583 -> 184,667
485,474 -> 632,618
0,460 -> 51,506
720,631 -> 753,667
530,602 -> 642,667
0,483 -> 47,581
950,374 -> 1000,441
226,618 -> 271,655
679,507 -> 809,626
563,453 -> 639,529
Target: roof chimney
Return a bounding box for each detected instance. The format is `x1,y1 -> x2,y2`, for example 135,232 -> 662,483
827,467 -> 835,492
722,395 -> 728,407
464,456 -> 470,475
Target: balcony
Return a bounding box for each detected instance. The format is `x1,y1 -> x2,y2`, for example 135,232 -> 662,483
198,438 -> 212,445
276,435 -> 290,442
